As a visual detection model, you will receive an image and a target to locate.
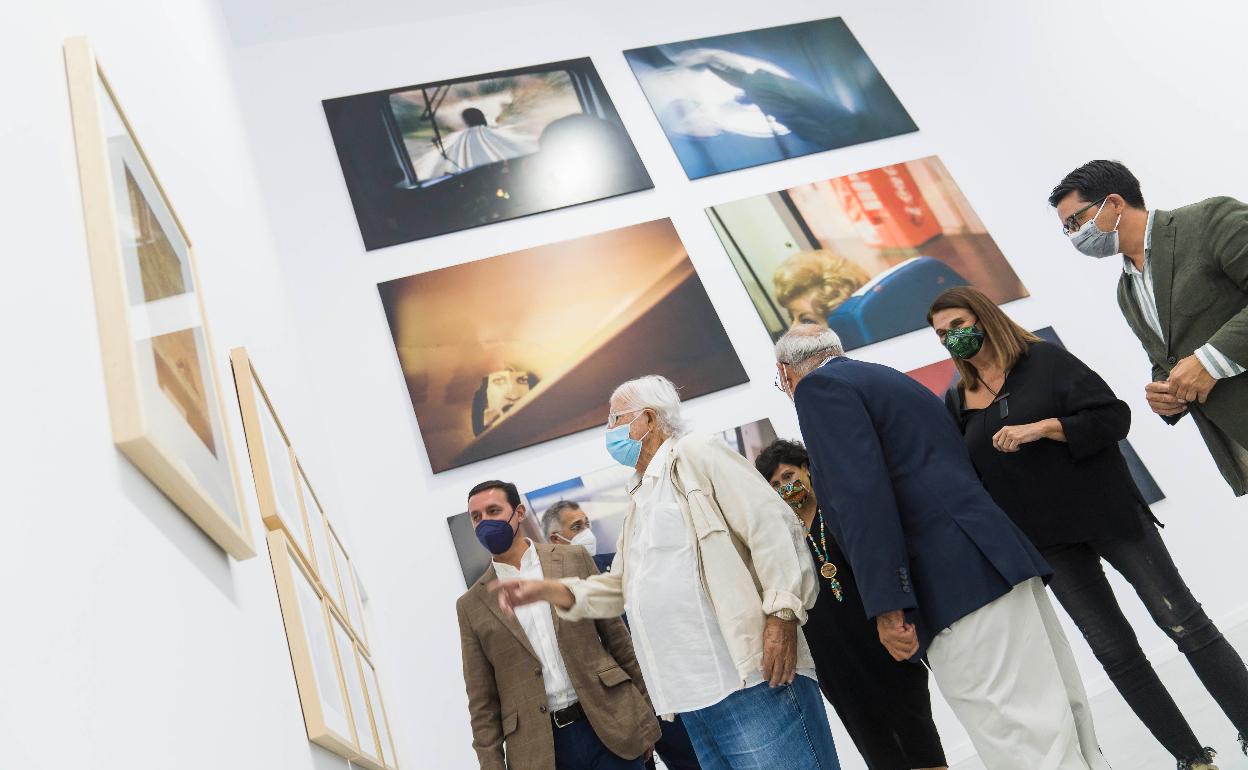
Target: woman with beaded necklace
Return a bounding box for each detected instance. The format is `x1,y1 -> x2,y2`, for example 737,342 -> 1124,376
756,440 -> 947,770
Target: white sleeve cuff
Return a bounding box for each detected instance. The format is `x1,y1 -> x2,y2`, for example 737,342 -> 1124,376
1196,344 -> 1247,380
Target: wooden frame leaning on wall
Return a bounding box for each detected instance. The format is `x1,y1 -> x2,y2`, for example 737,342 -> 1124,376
267,529 -> 399,769
63,36 -> 254,560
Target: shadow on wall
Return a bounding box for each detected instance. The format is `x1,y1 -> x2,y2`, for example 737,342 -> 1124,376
117,452 -> 236,602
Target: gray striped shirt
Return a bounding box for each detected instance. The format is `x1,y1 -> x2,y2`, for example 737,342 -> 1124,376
1122,210 -> 1245,378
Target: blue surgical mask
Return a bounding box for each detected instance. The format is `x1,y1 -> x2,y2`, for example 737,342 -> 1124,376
1069,198 -> 1122,259
605,414 -> 649,468
475,509 -> 518,555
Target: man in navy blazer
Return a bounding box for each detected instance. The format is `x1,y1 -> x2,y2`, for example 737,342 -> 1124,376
775,324 -> 1111,770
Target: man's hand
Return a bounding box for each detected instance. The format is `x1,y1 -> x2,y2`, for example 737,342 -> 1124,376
761,614 -> 798,687
487,579 -> 574,616
1167,355 -> 1217,403
1145,381 -> 1189,416
876,609 -> 919,661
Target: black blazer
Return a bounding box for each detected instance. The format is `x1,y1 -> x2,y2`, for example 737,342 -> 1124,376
946,342 -> 1148,550
794,357 -> 1051,656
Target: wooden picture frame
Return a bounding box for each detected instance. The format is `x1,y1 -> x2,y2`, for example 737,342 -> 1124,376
295,456 -> 336,588
267,530 -> 361,761
330,605 -> 378,768
326,522 -> 369,650
359,646 -> 400,769
231,348 -> 313,564
64,36 -> 253,560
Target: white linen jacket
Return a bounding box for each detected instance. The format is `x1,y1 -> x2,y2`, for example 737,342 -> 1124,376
557,432 -> 818,682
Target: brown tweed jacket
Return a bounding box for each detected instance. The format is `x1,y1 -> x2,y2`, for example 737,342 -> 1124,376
455,542 -> 660,770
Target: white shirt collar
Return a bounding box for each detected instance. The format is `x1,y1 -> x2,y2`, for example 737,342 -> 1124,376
1123,209 -> 1156,276
629,436 -> 676,491
492,538 -> 536,576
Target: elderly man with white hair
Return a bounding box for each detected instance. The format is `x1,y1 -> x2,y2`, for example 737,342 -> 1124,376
491,375 -> 840,770
774,324 -> 1112,770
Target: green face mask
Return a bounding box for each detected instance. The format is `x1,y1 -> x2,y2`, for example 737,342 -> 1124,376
944,326 -> 986,359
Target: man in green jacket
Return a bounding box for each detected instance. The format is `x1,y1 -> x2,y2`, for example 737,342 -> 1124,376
1050,160 -> 1248,497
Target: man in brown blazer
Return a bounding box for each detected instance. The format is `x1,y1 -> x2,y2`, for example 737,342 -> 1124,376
456,479 -> 661,770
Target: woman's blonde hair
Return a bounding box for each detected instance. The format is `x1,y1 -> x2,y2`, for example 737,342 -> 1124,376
773,250 -> 870,322
926,286 -> 1040,393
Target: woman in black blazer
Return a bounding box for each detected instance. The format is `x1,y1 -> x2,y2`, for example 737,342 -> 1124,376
927,286 -> 1248,770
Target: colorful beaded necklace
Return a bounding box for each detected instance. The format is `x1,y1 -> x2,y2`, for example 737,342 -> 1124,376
806,509 -> 843,602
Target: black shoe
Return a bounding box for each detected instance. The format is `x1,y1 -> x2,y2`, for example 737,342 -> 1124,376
1176,746 -> 1218,770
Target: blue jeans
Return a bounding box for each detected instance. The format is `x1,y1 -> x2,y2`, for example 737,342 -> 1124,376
680,677 -> 840,770
552,716 -> 646,770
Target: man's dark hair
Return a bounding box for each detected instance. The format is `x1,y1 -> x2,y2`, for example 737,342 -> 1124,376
1048,160 -> 1146,209
753,439 -> 810,481
467,480 -> 521,511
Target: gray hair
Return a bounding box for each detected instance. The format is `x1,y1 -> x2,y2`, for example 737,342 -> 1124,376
610,375 -> 688,437
541,500 -> 581,538
775,326 -> 845,374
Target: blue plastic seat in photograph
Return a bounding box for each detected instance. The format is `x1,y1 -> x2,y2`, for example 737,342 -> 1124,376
825,256 -> 969,349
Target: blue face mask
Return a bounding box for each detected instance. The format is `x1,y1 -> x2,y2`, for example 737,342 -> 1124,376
605,414 -> 650,468
474,509 -> 518,555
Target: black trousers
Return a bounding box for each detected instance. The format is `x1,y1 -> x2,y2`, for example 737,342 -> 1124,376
1045,508 -> 1248,761
552,716 -> 645,770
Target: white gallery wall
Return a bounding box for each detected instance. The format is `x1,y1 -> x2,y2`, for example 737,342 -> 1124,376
3,0 -> 1248,769
0,1 -> 357,769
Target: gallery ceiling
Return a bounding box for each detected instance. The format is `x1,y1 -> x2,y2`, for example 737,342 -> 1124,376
220,0 -> 565,46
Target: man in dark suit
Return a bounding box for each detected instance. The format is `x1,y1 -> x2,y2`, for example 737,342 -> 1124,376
456,481 -> 660,770
1050,160 -> 1248,496
774,324 -> 1111,769
540,500 -> 702,770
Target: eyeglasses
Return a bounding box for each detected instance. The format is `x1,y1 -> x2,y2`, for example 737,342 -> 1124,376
773,364 -> 790,395
606,409 -> 639,428
1062,197 -> 1106,236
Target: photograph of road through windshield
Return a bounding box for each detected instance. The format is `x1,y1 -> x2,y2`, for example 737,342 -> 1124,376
324,59 -> 652,250
624,18 -> 917,179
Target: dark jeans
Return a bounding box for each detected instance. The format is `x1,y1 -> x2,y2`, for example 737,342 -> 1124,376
1045,509 -> 1248,761
553,716 -> 646,770
646,715 -> 701,770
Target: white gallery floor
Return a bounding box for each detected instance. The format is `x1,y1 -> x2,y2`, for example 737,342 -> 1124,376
953,619 -> 1248,769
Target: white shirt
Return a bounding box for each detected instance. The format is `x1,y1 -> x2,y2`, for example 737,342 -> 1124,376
1123,210 -> 1246,378
624,439 -> 786,716
492,541 -> 577,710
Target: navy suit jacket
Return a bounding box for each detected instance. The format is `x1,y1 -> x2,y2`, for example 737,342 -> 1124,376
794,356 -> 1051,656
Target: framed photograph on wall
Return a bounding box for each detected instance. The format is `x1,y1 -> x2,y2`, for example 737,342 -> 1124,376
63,37 -> 253,560
359,648 -> 400,769
324,58 -> 653,250
708,156 -> 1028,349
379,218 -> 748,473
326,522 -> 369,650
905,326 -> 1165,504
231,348 -> 313,563
296,458 -> 337,589
267,529 -> 360,761
624,17 -> 917,179
329,604 -> 374,765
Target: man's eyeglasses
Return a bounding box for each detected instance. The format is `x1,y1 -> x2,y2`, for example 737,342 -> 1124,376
1062,197 -> 1106,236
773,365 -> 789,395
607,409 -> 639,428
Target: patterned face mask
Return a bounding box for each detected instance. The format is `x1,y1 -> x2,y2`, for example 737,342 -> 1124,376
944,326 -> 986,360
778,478 -> 810,510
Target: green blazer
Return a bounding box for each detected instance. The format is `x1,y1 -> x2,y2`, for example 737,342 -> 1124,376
1117,196 -> 1248,495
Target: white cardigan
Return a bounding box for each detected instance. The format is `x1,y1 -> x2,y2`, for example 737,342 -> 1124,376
557,432 -> 818,683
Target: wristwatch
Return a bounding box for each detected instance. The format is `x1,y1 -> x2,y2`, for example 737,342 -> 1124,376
772,608 -> 798,623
